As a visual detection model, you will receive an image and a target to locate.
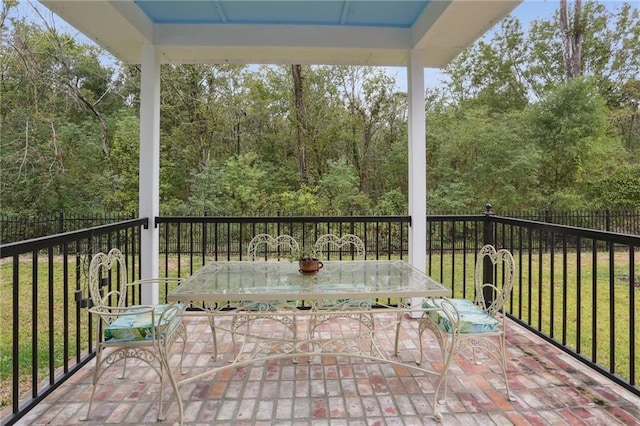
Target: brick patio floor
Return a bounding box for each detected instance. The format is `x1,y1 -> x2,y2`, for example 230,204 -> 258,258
13,313 -> 640,425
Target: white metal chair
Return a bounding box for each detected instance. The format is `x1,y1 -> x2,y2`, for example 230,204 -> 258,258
417,244 -> 516,403
83,248 -> 186,422
229,234 -> 300,355
308,234 -> 374,342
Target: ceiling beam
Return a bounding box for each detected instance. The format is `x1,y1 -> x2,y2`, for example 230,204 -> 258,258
156,23 -> 409,50
412,0 -> 520,55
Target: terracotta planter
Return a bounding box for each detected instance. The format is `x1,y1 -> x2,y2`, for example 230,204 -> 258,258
298,258 -> 323,274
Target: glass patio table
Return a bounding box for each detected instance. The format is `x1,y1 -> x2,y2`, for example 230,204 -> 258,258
168,259 -> 450,304
167,260 -> 454,422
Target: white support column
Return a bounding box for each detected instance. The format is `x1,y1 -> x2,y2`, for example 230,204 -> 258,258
407,49 -> 427,318
139,44 -> 161,305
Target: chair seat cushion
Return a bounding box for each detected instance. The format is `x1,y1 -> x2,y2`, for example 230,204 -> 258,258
104,303 -> 184,342
422,298 -> 498,334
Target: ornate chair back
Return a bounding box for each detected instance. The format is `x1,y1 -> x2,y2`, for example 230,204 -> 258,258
247,233 -> 300,260
88,248 -> 129,324
314,234 -> 365,260
473,244 -> 515,317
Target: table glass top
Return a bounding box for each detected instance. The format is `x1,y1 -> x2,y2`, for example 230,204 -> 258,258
168,260 -> 450,302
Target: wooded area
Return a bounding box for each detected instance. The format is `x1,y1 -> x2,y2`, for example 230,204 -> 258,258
1,1 -> 639,217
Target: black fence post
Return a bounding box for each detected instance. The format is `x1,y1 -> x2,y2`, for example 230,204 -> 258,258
58,210 -> 65,234
544,209 -> 552,253
483,203 -> 495,304
202,209 -> 208,259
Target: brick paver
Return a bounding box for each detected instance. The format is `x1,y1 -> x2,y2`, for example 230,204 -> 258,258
11,314 -> 640,425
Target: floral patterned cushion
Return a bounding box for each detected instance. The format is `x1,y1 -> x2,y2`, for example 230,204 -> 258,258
104,303 -> 184,342
422,298 -> 498,334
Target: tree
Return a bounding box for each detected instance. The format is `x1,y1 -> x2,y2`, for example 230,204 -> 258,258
560,0 -> 583,79
527,1 -> 640,104
586,163 -> 640,209
443,16 -> 530,112
328,66 -> 405,195
527,77 -> 626,208
189,152 -> 270,215
1,8 -> 123,214
427,106 -> 541,211
318,157 -> 369,214
291,64 -> 308,182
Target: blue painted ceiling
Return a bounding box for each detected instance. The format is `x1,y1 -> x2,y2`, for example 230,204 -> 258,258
40,0 -> 521,66
134,0 -> 431,28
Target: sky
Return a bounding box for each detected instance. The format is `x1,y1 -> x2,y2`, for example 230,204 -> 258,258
11,0 -> 635,91
397,0 -> 632,90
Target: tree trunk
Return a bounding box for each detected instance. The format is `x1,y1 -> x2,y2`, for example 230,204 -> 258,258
560,0 -> 583,80
291,64 -> 307,183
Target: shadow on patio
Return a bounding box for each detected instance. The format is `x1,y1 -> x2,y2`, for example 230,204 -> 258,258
13,313 -> 640,425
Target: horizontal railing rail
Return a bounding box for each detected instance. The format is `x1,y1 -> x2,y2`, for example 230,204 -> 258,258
3,209 -> 638,244
0,212 -> 136,244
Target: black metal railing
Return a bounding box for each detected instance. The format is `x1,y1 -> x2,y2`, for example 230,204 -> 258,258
3,209 -> 639,245
1,212 -> 638,425
489,215 -> 638,398
0,219 -> 146,426
0,211 -> 136,244
155,215 -> 410,280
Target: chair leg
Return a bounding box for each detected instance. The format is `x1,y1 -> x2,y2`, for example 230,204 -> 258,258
156,355 -> 167,421
81,346 -> 103,421
160,322 -> 188,422
435,331 -> 456,405
174,321 -> 188,375
439,332 -> 456,403
161,355 -> 184,424
156,344 -> 185,423
499,333 -> 515,401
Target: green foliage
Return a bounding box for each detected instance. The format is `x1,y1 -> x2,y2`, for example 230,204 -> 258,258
375,190 -> 407,215
527,77 -> 622,208
586,164 -> 640,209
275,186 -> 325,216
318,157 -> 369,214
108,110 -> 141,212
0,16 -> 125,215
2,3 -> 640,217
189,152 -> 270,215
289,245 -> 319,261
428,182 -> 474,213
445,16 -> 529,112
427,107 -> 541,210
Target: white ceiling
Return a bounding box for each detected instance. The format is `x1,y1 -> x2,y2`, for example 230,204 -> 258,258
40,0 -> 521,67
